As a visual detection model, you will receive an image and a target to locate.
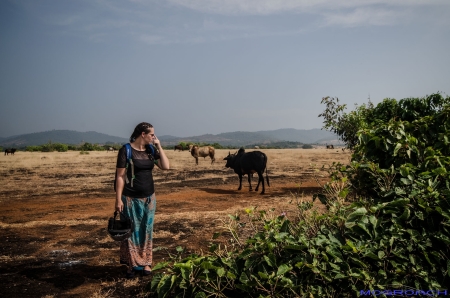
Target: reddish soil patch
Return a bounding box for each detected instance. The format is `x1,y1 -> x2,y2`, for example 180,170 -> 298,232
0,149 -> 346,297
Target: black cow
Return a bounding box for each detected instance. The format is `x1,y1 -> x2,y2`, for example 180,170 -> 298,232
4,148 -> 17,155
326,144 -> 334,149
174,145 -> 184,151
223,148 -> 270,194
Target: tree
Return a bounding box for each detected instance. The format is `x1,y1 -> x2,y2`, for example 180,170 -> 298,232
319,96 -> 374,150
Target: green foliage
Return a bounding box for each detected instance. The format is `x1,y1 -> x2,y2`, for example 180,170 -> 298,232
24,142 -> 114,152
26,146 -> 41,152
302,144 -> 313,149
189,142 -> 234,149
80,142 -> 94,151
178,142 -> 187,150
148,93 -> 450,297
52,143 -> 68,152
246,141 -> 305,149
34,141 -> 69,152
319,97 -> 374,150
79,142 -> 105,151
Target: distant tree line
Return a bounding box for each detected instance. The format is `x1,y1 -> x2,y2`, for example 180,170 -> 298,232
17,141 -> 316,153
244,141 -> 311,149
168,141 -> 314,150
25,142 -> 123,152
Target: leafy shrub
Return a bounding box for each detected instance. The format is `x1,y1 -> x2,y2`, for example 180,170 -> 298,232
302,144 -> 313,149
26,146 -> 41,152
52,143 -> 68,152
148,93 -> 450,297
40,143 -> 53,152
79,142 -> 105,151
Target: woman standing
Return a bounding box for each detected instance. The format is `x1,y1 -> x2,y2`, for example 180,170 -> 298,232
115,122 -> 169,278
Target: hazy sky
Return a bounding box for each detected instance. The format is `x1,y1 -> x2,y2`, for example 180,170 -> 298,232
1,0 -> 449,139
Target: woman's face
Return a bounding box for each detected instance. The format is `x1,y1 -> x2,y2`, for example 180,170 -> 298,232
143,127 -> 156,144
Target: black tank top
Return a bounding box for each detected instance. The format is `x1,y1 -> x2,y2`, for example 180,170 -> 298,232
116,145 -> 160,197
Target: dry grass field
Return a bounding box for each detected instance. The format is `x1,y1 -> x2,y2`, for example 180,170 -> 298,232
0,148 -> 350,297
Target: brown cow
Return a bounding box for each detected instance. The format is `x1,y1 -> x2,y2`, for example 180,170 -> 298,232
174,145 -> 184,151
188,144 -> 215,165
326,144 -> 334,149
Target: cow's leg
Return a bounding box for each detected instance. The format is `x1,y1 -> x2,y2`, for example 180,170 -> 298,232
256,171 -> 265,194
247,174 -> 252,191
195,157 -> 198,165
238,174 -> 243,190
255,171 -> 262,192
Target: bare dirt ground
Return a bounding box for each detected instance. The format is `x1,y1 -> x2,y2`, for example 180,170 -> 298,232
0,148 -> 350,297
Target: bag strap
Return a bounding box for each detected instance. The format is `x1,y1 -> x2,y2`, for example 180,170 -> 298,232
113,211 -> 132,225
124,143 -> 132,160
146,144 -> 155,156
123,143 -> 135,186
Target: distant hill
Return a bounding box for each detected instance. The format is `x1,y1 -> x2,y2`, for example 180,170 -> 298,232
159,128 -> 338,146
0,128 -> 338,148
256,128 -> 338,144
0,130 -> 128,147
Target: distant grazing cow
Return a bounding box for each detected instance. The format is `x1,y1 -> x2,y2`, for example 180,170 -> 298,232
174,145 -> 184,151
254,146 -> 260,149
107,147 -> 116,152
4,148 -> 17,156
326,144 -> 334,149
223,148 -> 270,194
189,144 -> 215,165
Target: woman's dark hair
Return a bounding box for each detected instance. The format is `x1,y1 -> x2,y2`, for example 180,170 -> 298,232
130,122 -> 153,143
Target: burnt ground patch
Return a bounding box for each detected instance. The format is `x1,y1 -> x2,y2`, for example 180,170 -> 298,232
0,149 -> 343,297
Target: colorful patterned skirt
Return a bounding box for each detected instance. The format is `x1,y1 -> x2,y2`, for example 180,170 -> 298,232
119,194 -> 156,270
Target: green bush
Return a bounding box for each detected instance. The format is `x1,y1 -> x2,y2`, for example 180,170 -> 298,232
52,143 -> 68,152
26,146 -> 42,152
40,143 -> 53,152
148,93 -> 450,297
80,142 -> 104,151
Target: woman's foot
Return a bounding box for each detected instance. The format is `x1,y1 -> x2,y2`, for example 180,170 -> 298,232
126,269 -> 136,279
143,266 -> 152,276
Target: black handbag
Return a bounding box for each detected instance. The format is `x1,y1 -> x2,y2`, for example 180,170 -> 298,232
107,211 -> 133,241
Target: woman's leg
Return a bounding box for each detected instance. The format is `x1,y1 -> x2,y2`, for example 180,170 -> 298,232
121,194 -> 156,272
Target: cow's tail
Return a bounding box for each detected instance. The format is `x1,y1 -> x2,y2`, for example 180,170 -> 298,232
264,155 -> 270,187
